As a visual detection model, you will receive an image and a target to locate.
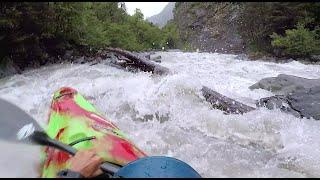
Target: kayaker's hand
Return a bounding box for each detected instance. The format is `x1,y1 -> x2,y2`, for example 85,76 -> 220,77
68,149 -> 104,178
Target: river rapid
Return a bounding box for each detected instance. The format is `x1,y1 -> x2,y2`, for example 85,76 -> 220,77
0,51 -> 320,177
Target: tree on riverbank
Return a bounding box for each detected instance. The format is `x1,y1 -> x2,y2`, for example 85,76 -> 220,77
238,2 -> 320,58
0,2 -> 180,71
172,2 -> 320,59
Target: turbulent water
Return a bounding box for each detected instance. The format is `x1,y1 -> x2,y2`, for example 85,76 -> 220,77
0,52 -> 320,177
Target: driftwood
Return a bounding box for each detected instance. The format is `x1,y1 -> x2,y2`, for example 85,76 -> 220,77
104,47 -> 256,115
105,47 -> 170,75
201,86 -> 256,114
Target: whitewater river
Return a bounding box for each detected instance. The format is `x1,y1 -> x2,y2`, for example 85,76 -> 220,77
0,52 -> 320,177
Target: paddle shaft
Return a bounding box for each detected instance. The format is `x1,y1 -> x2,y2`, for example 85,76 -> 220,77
0,98 -> 120,175
54,139 -> 120,175
33,131 -> 121,175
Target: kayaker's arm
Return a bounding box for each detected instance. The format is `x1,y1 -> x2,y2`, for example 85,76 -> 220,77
57,149 -> 104,178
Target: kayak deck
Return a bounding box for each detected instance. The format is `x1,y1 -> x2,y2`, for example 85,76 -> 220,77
40,87 -> 146,178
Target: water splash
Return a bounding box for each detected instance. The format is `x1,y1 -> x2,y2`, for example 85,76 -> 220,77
0,52 -> 319,177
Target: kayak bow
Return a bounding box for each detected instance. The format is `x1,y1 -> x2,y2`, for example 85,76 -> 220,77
40,87 -> 146,178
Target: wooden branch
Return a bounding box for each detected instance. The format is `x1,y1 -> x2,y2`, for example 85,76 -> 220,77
201,86 -> 256,114
105,47 -> 170,75
104,48 -> 255,115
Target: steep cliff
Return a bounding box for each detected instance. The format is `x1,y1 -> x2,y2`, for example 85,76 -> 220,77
173,2 -> 320,57
173,2 -> 245,53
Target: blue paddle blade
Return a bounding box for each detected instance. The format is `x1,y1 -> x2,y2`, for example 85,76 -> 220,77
114,156 -> 201,178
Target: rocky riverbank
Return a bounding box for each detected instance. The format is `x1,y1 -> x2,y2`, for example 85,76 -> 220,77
0,48 -> 164,79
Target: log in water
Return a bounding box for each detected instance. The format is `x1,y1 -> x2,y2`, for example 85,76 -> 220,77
0,52 -> 320,177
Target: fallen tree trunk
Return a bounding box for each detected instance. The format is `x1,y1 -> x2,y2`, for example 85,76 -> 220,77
105,47 -> 256,115
105,47 -> 170,75
201,86 -> 256,114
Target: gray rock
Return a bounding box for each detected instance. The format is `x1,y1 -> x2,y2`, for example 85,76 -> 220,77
310,55 -> 320,62
287,86 -> 320,120
152,59 -> 161,63
135,112 -> 170,123
167,49 -> 182,52
63,50 -> 73,59
256,95 -> 301,118
253,74 -> 320,120
235,54 -> 248,60
135,52 -> 156,60
89,57 -> 103,66
249,74 -> 320,95
104,53 -> 119,62
144,54 -> 151,60
74,56 -> 86,64
150,55 -> 162,63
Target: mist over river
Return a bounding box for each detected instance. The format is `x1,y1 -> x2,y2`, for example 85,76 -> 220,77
0,51 -> 320,177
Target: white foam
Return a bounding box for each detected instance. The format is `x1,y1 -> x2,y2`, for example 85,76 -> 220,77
0,52 -> 319,177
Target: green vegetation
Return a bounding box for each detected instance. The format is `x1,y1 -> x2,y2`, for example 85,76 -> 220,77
173,2 -> 320,58
161,20 -> 181,49
270,23 -> 320,58
2,2 -> 318,73
237,2 -> 320,58
0,2 -> 180,71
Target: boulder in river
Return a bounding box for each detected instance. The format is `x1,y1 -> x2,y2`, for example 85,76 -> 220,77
287,86 -> 320,120
150,55 -> 162,63
74,56 -> 86,64
310,55 -> 320,62
63,50 -> 73,60
252,74 -> 320,120
249,74 -> 320,95
256,95 -> 302,118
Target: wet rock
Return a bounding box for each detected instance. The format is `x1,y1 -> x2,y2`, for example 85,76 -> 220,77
74,56 -> 86,64
89,57 -> 103,66
104,52 -> 119,62
46,56 -> 57,64
235,54 -> 248,60
135,52 -> 156,60
134,112 -> 170,123
167,49 -> 182,52
63,50 -> 73,59
249,74 -> 320,95
150,55 -> 162,63
253,74 -> 320,120
310,55 -> 320,62
287,86 -> 320,120
86,57 -> 94,62
144,54 -> 151,60
256,95 -> 301,118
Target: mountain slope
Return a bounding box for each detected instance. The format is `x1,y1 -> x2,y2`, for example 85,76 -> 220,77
147,2 -> 175,28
